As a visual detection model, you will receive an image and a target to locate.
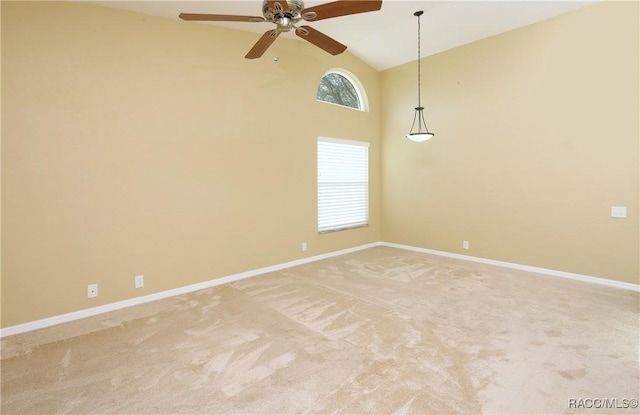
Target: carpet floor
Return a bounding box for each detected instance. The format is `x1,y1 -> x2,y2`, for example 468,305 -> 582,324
1,246 -> 638,414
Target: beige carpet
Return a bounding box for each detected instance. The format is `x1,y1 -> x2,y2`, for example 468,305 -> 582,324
1,246 -> 638,414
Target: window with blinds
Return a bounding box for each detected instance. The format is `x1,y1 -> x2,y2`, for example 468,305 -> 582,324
317,137 -> 369,233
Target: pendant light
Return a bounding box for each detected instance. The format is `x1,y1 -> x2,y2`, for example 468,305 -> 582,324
406,10 -> 435,142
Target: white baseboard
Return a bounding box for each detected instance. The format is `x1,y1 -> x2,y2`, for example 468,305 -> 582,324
0,242 -> 382,338
381,242 -> 640,292
2,240 -> 636,338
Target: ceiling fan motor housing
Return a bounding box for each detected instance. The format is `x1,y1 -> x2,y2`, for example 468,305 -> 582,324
262,1 -> 305,20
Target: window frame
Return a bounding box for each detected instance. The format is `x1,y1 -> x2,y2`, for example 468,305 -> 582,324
316,69 -> 369,112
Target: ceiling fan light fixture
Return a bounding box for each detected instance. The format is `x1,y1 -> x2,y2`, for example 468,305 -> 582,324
406,10 -> 435,143
276,16 -> 294,31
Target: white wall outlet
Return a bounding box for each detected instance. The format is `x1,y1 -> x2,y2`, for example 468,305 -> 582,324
611,206 -> 627,218
462,240 -> 469,250
87,284 -> 98,298
301,242 -> 307,252
134,275 -> 144,289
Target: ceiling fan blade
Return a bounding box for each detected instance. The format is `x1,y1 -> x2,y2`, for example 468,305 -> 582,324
301,0 -> 382,22
295,26 -> 346,56
266,1 -> 289,12
179,13 -> 265,22
245,30 -> 280,59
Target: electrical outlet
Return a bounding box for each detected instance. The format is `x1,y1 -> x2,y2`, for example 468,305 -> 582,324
301,242 -> 307,252
87,284 -> 98,298
611,206 -> 627,218
134,275 -> 144,289
462,240 -> 469,250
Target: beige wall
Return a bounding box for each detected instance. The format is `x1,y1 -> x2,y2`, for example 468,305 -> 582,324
381,1 -> 639,284
1,1 -> 381,327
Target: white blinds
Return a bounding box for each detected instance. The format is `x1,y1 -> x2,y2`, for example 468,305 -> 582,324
317,137 -> 369,233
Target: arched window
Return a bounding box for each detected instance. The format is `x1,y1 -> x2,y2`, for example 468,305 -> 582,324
317,69 -> 368,111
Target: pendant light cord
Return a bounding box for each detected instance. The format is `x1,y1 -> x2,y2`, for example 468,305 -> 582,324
415,11 -> 422,108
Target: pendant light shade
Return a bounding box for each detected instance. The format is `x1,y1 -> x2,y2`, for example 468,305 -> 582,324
406,107 -> 434,142
406,11 -> 434,142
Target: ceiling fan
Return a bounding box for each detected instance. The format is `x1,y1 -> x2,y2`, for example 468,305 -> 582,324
179,0 -> 383,59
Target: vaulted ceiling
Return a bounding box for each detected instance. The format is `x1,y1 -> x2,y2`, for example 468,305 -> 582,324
81,0 -> 600,71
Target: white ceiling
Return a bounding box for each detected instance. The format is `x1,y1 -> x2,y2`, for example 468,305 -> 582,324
82,0 -> 599,71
